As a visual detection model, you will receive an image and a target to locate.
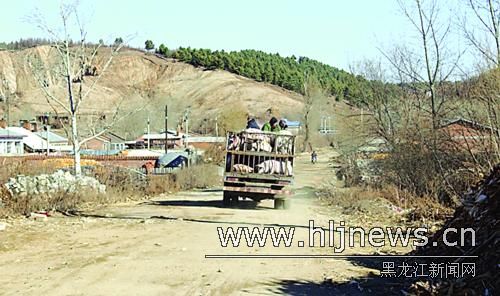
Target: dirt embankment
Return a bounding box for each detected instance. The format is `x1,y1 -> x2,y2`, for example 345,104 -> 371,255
0,47 -> 304,126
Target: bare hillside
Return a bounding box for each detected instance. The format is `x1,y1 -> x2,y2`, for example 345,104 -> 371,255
0,46 -> 304,133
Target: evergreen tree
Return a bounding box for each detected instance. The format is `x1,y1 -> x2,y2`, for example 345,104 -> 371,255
145,40 -> 155,51
157,45 -> 377,105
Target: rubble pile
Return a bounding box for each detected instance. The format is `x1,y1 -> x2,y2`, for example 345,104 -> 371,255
411,165 -> 500,294
4,170 -> 106,198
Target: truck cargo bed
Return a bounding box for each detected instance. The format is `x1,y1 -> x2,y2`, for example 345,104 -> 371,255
222,130 -> 296,207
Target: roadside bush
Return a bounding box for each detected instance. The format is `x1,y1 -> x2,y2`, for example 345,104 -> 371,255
1,188 -> 100,216
203,144 -> 225,165
379,141 -> 479,205
0,160 -> 58,182
335,154 -> 364,187
93,165 -> 146,194
174,164 -> 220,190
145,174 -> 178,195
319,184 -> 452,222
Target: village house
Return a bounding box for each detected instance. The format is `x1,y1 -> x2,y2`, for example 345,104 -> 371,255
81,132 -> 127,151
137,130 -> 182,150
5,126 -> 49,153
0,128 -> 25,155
439,118 -> 497,152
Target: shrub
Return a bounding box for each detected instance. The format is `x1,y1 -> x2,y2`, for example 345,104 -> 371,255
145,174 -> 178,195
203,143 -> 225,165
174,164 -> 220,190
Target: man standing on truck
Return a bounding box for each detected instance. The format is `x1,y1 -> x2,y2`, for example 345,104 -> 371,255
262,117 -> 281,132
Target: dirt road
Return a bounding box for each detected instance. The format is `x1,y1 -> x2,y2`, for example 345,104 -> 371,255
0,152 -> 396,295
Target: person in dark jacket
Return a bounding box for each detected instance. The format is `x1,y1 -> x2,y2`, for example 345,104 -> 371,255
246,117 -> 260,129
311,150 -> 318,164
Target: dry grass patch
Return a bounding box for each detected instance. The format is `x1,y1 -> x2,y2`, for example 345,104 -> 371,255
319,185 -> 452,223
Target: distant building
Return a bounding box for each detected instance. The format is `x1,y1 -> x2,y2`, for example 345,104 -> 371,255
81,132 -> 127,151
439,118 -> 497,152
5,126 -> 48,153
138,130 -> 182,150
4,126 -> 72,153
0,128 -> 25,155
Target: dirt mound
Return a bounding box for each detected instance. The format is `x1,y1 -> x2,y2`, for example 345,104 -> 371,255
0,47 -> 304,130
411,165 -> 500,294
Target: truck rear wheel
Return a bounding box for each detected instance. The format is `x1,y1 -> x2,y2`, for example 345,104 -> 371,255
274,197 -> 291,210
223,191 -> 238,207
223,191 -> 232,206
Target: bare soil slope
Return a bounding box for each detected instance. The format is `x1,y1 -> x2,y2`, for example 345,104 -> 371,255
0,47 -> 303,124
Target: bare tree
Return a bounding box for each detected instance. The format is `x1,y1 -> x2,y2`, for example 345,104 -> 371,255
301,74 -> 326,152
460,1 -> 500,168
464,68 -> 500,169
27,2 -> 140,176
463,0 -> 500,68
351,1 -> 472,203
382,0 -> 461,130
350,59 -> 400,144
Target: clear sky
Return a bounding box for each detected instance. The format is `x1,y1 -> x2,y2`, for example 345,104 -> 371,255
0,0 -> 469,71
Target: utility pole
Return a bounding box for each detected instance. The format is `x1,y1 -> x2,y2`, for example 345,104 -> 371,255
6,91 -> 9,128
215,116 -> 218,138
185,115 -> 189,148
147,115 -> 150,150
46,124 -> 50,156
164,105 -> 168,154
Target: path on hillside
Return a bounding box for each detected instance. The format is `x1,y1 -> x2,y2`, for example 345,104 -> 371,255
0,151 -> 393,296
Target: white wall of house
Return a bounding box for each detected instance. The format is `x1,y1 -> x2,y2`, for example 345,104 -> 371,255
104,142 -> 126,151
0,139 -> 24,155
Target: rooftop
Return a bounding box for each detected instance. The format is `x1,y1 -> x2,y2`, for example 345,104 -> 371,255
35,130 -> 68,142
140,133 -> 182,141
441,118 -> 495,131
0,128 -> 25,138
